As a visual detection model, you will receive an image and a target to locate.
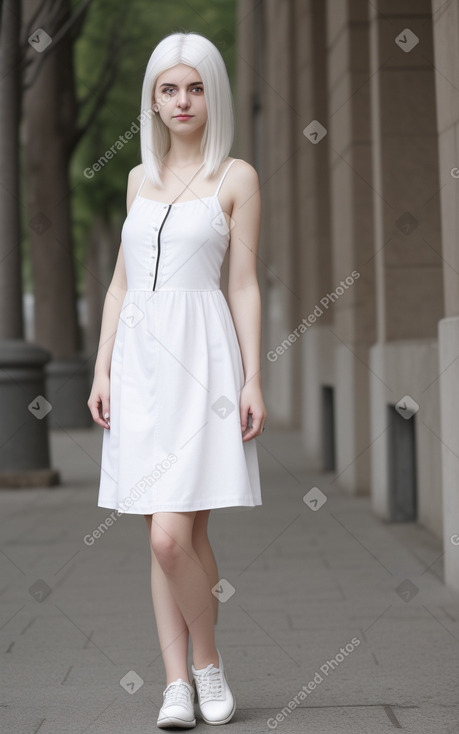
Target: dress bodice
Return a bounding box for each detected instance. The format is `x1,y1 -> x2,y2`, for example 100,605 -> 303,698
121,159 -> 239,292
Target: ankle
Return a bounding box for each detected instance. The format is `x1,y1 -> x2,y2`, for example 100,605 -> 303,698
166,675 -> 190,686
193,654 -> 219,670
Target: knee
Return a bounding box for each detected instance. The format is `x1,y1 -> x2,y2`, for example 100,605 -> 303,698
150,533 -> 183,574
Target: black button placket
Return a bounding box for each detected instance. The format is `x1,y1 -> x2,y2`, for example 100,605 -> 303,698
152,204 -> 172,291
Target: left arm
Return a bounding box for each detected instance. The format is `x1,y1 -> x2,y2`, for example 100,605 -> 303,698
227,162 -> 267,441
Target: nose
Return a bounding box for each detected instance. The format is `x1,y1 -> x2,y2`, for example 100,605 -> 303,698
177,87 -> 190,109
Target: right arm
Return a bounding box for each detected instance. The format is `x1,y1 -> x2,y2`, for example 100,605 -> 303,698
87,166 -> 143,428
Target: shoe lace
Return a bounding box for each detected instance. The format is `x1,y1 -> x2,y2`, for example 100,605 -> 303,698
193,665 -> 224,703
163,678 -> 192,706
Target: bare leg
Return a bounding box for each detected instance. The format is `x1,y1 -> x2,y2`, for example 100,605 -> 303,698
191,510 -> 219,626
145,510 -> 220,685
145,515 -> 190,686
149,511 -> 219,672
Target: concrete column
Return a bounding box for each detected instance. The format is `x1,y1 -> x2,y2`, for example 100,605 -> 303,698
326,0 -> 376,494
234,0 -> 257,163
296,0 -> 335,466
234,0 -> 271,402
368,1 -> 443,538
260,0 -> 299,427
432,0 -> 459,590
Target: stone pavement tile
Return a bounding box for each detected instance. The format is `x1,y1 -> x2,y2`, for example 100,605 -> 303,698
397,704 -> 459,733
260,704 -> 412,733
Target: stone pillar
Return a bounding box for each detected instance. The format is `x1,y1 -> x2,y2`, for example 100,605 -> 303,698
260,0 -> 299,427
325,0 -> 376,494
234,0 -> 270,390
296,0 -> 334,465
432,0 -> 459,590
368,1 -> 443,537
234,0 -> 257,162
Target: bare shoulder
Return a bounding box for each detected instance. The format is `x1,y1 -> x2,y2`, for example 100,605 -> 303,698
227,158 -> 260,208
124,164 -> 145,210
128,163 -> 145,188
229,159 -> 259,196
228,158 -> 259,185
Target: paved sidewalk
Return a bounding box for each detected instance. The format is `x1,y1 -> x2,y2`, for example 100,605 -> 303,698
1,425 -> 458,733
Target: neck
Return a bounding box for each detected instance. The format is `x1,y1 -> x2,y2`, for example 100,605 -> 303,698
164,130 -> 205,168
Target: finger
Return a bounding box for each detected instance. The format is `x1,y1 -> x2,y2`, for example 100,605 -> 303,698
100,396 -> 110,427
242,428 -> 256,441
88,396 -> 110,429
87,399 -> 99,423
88,401 -> 106,428
240,404 -> 250,433
242,413 -> 263,441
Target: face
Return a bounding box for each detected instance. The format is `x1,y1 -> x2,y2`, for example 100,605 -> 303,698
153,64 -> 207,134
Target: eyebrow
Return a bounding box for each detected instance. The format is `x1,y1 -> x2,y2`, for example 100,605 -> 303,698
159,81 -> 203,87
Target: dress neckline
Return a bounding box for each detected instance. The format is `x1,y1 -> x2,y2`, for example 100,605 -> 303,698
134,193 -> 224,215
136,193 -> 215,205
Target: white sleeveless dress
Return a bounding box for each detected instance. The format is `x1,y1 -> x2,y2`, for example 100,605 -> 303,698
97,158 -> 262,514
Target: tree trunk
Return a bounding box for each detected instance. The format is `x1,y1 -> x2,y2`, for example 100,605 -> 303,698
22,0 -> 79,360
0,0 -> 24,338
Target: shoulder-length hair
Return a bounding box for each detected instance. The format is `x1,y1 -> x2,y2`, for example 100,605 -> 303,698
139,31 -> 234,188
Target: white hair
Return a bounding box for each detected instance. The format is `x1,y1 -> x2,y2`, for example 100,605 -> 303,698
139,31 -> 235,188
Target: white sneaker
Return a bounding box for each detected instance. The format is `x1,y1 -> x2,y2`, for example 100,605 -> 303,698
191,648 -> 236,725
157,677 -> 196,729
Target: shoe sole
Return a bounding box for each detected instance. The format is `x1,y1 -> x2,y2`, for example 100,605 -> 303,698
157,715 -> 196,728
200,696 -> 236,725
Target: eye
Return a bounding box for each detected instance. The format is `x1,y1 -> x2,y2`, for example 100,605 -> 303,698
192,86 -> 204,93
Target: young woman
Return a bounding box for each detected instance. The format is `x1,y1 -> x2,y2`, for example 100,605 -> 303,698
88,30 -> 267,729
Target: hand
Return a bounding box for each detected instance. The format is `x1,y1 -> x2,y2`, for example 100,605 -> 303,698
240,382 -> 267,442
87,373 -> 111,429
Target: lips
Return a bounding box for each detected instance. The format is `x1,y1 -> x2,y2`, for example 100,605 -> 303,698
174,115 -> 193,119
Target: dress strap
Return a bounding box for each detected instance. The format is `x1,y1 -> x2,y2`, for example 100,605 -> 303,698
215,159 -> 239,196
135,173 -> 147,198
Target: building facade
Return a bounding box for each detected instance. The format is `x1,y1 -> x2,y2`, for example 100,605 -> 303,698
234,0 -> 459,590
